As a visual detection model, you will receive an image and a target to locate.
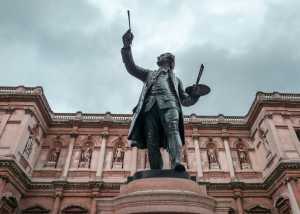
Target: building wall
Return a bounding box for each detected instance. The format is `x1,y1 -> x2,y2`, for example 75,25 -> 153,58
0,87 -> 300,213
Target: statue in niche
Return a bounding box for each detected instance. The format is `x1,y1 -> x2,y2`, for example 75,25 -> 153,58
112,143 -> 125,169
46,147 -> 61,168
207,144 -> 219,169
181,147 -> 188,169
237,144 -> 251,170
78,146 -> 92,168
258,128 -> 272,157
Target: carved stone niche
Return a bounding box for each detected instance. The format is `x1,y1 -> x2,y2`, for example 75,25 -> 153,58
78,141 -> 93,168
112,139 -> 126,169
236,141 -> 251,170
45,140 -> 62,168
207,142 -> 220,170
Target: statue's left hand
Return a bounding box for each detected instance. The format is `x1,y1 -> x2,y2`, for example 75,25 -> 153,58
189,86 -> 202,98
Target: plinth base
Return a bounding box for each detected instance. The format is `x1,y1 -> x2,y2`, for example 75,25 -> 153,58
96,170 -> 232,214
127,169 -> 190,183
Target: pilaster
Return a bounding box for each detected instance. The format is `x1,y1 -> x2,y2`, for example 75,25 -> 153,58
234,190 -> 243,214
286,177 -> 300,214
61,133 -> 77,179
193,136 -> 203,179
96,133 -> 108,180
264,114 -> 286,159
0,108 -> 13,140
283,114 -> 300,155
52,190 -> 63,214
223,137 -> 235,179
130,147 -> 138,175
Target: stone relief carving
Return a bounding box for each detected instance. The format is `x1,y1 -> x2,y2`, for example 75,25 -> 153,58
78,142 -> 93,168
181,146 -> 188,169
258,128 -> 272,157
46,148 -> 60,168
237,143 -> 251,170
207,143 -> 220,170
112,141 -> 125,169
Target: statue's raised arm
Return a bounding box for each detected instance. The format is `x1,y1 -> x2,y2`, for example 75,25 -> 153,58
121,30 -> 149,82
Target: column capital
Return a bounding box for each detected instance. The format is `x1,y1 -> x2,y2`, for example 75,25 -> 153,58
192,134 -> 200,140
284,176 -> 298,184
0,175 -> 9,183
70,132 -> 78,138
54,190 -> 63,199
5,107 -> 15,114
233,189 -> 243,199
101,132 -> 109,138
263,113 -> 273,120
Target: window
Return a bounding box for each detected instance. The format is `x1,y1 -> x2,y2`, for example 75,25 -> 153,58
295,129 -> 300,142
23,136 -> 34,159
276,197 -> 291,214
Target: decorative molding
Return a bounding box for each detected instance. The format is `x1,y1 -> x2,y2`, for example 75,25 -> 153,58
2,87 -> 300,129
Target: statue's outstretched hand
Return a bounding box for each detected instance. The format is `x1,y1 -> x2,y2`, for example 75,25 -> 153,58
122,30 -> 134,48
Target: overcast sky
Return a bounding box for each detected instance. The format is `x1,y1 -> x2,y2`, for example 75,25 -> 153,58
0,0 -> 299,116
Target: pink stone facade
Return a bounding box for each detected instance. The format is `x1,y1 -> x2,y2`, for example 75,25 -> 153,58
0,86 -> 299,213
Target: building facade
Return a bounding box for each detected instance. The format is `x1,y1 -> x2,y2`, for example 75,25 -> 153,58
0,86 -> 300,213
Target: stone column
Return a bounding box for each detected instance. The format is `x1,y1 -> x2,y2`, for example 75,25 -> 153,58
264,115 -> 285,158
234,190 -> 243,214
193,136 -> 203,179
90,192 -> 97,214
223,137 -> 235,179
62,134 -> 77,178
52,191 -> 62,214
96,134 -> 108,180
286,178 -> 300,214
290,178 -> 300,206
130,147 -> 138,175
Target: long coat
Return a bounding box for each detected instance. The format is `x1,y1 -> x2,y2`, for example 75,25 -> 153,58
121,47 -> 199,149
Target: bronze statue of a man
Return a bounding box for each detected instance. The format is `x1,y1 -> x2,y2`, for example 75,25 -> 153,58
121,30 -> 202,171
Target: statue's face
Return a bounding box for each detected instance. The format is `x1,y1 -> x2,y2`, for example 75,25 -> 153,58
157,53 -> 175,70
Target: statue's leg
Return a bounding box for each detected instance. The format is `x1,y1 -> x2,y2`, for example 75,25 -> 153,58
161,108 -> 183,170
144,105 -> 163,170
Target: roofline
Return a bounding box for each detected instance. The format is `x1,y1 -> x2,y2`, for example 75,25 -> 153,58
0,86 -> 300,127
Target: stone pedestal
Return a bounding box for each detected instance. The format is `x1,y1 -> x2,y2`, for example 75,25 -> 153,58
96,170 -> 231,214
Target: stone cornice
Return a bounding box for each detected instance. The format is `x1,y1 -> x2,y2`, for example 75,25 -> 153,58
204,160 -> 300,191
1,86 -> 300,129
1,159 -> 300,192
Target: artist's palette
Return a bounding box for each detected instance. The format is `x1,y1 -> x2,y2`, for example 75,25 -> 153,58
185,84 -> 211,97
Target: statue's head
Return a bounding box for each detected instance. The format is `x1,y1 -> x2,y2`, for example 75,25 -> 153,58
157,52 -> 175,70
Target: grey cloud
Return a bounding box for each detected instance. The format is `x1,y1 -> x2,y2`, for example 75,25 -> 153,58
0,0 -> 299,116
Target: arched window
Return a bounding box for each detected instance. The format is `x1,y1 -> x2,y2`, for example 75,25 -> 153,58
275,197 -> 291,214
245,205 -> 271,213
78,141 -> 93,168
112,140 -> 125,169
237,143 -> 251,170
207,143 -> 220,170
61,205 -> 88,214
22,205 -> 49,214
